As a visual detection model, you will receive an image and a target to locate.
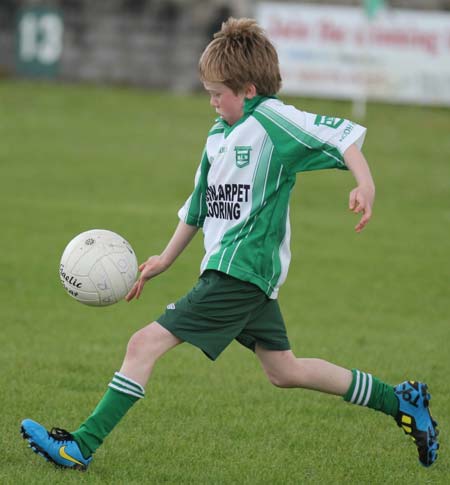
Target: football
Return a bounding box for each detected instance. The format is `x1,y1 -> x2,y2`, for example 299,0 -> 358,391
59,229 -> 138,306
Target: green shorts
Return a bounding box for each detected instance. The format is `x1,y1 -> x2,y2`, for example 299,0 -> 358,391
157,270 -> 290,360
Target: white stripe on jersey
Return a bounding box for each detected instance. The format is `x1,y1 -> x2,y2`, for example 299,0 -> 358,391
179,97 -> 366,298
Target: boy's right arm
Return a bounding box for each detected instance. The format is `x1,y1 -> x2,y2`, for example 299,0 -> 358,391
125,221 -> 199,301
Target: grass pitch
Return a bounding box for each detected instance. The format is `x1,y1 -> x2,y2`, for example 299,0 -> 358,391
1,80 -> 449,484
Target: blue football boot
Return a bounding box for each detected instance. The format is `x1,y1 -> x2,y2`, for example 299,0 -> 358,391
21,419 -> 92,470
394,381 -> 439,467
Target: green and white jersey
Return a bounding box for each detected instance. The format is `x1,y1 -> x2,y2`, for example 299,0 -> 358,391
179,96 -> 366,299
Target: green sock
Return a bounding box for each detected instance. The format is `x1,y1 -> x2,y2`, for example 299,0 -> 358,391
72,372 -> 145,458
343,369 -> 399,417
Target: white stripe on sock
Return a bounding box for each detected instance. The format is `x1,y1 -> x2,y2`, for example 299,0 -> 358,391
111,379 -> 144,397
350,370 -> 361,404
114,372 -> 145,394
111,377 -> 145,397
108,383 -> 144,399
356,372 -> 368,405
362,374 -> 373,407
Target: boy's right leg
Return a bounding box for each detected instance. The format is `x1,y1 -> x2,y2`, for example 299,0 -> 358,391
21,322 -> 181,470
256,346 -> 439,467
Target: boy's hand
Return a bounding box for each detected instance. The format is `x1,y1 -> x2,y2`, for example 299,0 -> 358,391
125,255 -> 169,301
125,221 -> 199,302
349,185 -> 374,232
343,144 -> 375,233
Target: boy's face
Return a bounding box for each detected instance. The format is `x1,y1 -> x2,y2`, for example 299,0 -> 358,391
203,81 -> 251,125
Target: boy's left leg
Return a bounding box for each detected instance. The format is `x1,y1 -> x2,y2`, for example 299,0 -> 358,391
256,346 -> 439,467
21,322 -> 181,470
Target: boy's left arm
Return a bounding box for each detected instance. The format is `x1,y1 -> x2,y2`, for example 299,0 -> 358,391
344,144 -> 375,233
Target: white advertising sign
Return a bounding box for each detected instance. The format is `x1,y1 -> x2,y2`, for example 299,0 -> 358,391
257,3 -> 450,106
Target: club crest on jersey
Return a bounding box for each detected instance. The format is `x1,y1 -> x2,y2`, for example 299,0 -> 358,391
314,115 -> 345,129
234,146 -> 252,168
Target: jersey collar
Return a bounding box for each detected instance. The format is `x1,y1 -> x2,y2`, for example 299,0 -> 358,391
217,95 -> 277,138
244,95 -> 277,115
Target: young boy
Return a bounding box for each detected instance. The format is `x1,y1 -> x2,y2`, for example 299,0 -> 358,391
21,18 -> 438,470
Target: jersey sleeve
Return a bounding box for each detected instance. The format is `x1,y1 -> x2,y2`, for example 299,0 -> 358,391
254,102 -> 366,175
178,148 -> 210,227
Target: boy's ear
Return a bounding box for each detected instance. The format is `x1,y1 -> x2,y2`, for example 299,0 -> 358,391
244,84 -> 257,99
